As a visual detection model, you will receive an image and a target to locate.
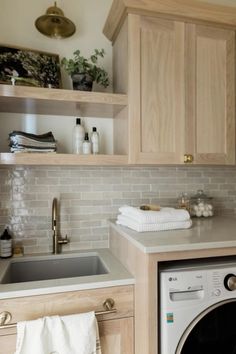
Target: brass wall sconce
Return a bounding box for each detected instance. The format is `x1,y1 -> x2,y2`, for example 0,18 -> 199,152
35,2 -> 76,39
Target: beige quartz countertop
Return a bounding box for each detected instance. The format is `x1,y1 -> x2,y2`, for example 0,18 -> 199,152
110,216 -> 236,254
0,249 -> 134,299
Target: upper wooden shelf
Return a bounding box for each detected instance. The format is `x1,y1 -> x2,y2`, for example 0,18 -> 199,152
0,84 -> 128,118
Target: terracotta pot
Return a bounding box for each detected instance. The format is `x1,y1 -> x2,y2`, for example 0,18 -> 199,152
71,73 -> 93,91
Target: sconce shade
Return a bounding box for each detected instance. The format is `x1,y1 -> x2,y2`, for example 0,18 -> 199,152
35,2 -> 76,38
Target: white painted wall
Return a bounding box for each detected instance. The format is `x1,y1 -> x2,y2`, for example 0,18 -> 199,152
0,0 -> 114,153
0,0 -> 113,89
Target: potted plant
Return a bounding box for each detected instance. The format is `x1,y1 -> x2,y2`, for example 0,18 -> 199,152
61,49 -> 109,91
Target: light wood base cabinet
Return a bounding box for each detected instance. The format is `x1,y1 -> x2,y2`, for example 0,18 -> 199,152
110,225 -> 236,354
0,285 -> 134,354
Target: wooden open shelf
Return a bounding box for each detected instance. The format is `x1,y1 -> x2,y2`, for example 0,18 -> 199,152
0,84 -> 128,118
0,153 -> 128,166
0,84 -> 129,166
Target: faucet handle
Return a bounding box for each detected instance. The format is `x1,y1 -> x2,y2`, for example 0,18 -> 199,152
58,234 -> 69,245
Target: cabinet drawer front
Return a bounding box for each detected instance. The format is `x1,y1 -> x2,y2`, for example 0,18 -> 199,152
0,318 -> 134,354
0,285 -> 134,332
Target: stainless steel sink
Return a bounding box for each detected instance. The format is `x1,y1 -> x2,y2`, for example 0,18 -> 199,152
1,254 -> 108,284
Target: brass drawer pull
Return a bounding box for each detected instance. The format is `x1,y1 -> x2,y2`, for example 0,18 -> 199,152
0,298 -> 117,330
184,154 -> 194,163
103,298 -> 115,311
0,311 -> 12,326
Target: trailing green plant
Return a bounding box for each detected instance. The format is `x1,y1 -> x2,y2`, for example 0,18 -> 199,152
61,49 -> 109,88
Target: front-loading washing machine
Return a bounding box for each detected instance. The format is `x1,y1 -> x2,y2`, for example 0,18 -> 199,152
160,258 -> 236,354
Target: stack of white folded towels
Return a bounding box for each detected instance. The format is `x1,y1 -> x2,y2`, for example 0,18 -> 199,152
116,205 -> 192,232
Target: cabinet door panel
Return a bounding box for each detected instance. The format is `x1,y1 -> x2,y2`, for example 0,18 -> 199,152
99,317 -> 134,354
186,24 -> 235,164
129,16 -> 185,164
0,334 -> 16,354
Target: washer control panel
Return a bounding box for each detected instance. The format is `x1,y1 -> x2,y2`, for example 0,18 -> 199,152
160,260 -> 236,307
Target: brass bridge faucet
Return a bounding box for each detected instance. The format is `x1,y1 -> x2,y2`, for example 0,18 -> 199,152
52,198 -> 69,254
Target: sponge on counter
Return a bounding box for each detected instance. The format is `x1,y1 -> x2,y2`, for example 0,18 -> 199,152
13,246 -> 24,257
140,204 -> 161,211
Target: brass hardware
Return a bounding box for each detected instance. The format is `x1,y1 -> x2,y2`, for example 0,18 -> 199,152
184,154 -> 194,163
52,197 -> 69,254
0,311 -> 12,326
0,298 -> 117,330
103,298 -> 115,311
35,2 -> 76,38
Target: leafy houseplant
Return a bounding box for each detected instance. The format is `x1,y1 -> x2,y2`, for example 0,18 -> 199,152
61,49 -> 109,91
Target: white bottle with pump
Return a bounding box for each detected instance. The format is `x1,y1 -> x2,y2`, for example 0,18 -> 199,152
91,127 -> 100,154
82,132 -> 92,154
72,118 -> 85,154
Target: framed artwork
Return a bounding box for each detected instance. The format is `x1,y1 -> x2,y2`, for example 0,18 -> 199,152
0,44 -> 61,88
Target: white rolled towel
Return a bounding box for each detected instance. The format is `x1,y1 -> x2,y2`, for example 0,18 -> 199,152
119,205 -> 190,224
116,214 -> 192,232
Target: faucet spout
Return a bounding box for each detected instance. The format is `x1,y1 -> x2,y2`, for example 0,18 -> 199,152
52,198 -> 69,254
52,198 -> 57,233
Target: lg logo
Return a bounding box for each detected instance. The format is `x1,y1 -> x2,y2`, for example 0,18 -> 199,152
168,277 -> 177,281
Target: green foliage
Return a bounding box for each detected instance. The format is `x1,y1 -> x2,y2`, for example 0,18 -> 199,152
61,49 -> 109,88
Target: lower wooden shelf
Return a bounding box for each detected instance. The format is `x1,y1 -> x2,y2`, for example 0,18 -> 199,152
0,153 -> 128,166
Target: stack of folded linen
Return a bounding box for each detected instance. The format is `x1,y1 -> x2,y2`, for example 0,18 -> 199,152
116,205 -> 192,232
9,131 -> 57,153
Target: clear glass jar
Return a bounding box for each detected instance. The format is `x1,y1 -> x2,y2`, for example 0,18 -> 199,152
190,190 -> 214,217
177,192 -> 190,212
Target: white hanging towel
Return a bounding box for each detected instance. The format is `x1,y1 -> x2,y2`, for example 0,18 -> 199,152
15,311 -> 102,354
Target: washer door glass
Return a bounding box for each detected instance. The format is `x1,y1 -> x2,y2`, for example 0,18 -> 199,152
177,300 -> 236,354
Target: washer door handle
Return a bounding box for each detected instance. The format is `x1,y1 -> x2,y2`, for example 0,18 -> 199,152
224,274 -> 236,291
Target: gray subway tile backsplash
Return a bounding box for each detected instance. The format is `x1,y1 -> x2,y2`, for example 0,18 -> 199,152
0,166 -> 236,254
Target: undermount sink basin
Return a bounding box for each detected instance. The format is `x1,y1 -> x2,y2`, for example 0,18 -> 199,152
1,254 -> 108,284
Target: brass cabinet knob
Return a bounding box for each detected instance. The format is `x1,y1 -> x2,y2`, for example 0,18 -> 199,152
103,298 -> 115,311
0,311 -> 12,326
184,154 -> 194,163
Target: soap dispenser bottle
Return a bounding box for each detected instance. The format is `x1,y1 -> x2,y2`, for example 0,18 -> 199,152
0,228 -> 12,258
91,127 -> 100,154
72,118 -> 85,154
82,132 -> 92,154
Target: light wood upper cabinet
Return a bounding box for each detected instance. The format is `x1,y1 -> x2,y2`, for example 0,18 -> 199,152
185,24 -> 235,164
112,14 -> 235,165
128,16 -> 185,164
